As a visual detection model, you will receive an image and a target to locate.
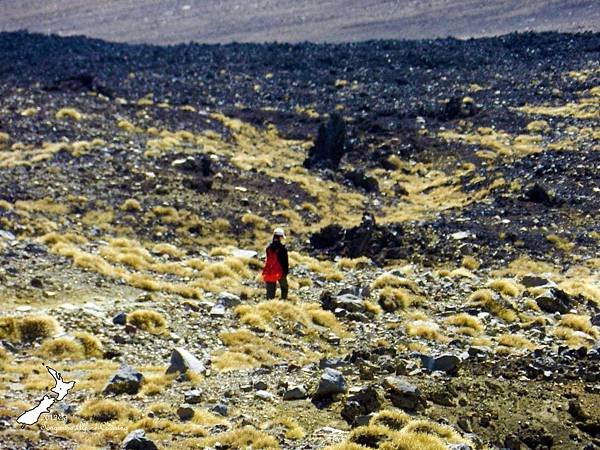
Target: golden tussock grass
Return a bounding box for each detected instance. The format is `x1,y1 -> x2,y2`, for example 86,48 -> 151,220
526,120 -> 550,133
486,278 -> 522,297
461,255 -> 480,270
369,409 -> 411,430
546,234 -> 575,251
406,321 -> 446,342
265,417 -> 306,440
0,315 -> 58,342
152,243 -> 185,258
445,313 -> 484,334
213,328 -> 291,371
337,256 -> 371,270
553,326 -> 596,348
200,426 -> 279,449
127,309 -> 168,334
73,332 -> 104,357
15,198 -> 69,215
378,287 -> 413,312
190,409 -> 226,427
364,300 -> 383,315
468,289 -> 518,323
117,119 -> 140,133
234,300 -> 345,335
120,198 -> 141,211
372,274 -> 420,294
558,279 -> 600,306
497,334 -> 536,350
37,337 -> 85,360
401,420 -> 471,445
559,314 -> 599,338
79,399 -> 139,422
55,108 -> 83,121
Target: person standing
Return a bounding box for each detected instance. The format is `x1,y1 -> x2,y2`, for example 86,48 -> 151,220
262,228 -> 289,299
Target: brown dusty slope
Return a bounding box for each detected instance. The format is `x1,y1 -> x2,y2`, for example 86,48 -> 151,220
0,0 -> 599,44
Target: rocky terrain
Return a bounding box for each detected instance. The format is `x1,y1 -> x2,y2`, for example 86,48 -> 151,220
1,0 -> 599,44
0,30 -> 599,449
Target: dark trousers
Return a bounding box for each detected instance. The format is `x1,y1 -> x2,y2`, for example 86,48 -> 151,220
266,275 -> 288,299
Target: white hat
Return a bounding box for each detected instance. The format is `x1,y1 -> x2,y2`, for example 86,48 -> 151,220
273,227 -> 286,238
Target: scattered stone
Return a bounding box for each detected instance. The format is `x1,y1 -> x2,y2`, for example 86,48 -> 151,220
254,380 -> 268,391
255,390 -> 276,401
30,277 -> 43,288
521,275 -> 553,288
122,429 -> 158,450
313,368 -> 347,399
341,385 -> 383,425
209,303 -> 226,317
382,376 -> 425,411
319,357 -> 347,369
217,292 -> 241,308
177,405 -> 195,421
591,314 -> 600,327
184,389 -> 203,404
420,354 -> 461,374
211,403 -> 229,417
166,348 -> 205,376
103,364 -> 143,395
112,312 -> 127,325
283,385 -> 308,400
535,288 -> 572,314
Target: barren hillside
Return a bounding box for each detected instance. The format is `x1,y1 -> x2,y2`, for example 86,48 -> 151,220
0,0 -> 599,44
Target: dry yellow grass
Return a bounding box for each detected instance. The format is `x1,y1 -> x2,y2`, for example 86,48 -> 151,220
369,410 -> 411,430
462,255 -> 480,270
372,274 -> 420,293
233,300 -> 345,335
79,399 -> 139,422
445,313 -> 484,334
213,329 -> 291,371
406,321 -> 445,342
120,198 -> 141,211
38,337 -> 85,360
127,310 -> 168,334
73,332 -> 104,357
55,107 -> 83,121
486,278 -> 522,297
497,334 -> 536,350
200,426 -> 279,449
266,417 -> 306,440
558,314 -> 599,338
378,287 -> 413,312
0,315 -> 58,342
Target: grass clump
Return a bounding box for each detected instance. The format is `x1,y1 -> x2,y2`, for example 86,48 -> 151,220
461,255 -> 480,270
266,417 -> 306,440
120,198 -> 141,211
0,315 -> 58,342
486,278 -> 522,297
468,289 -> 518,323
559,314 -> 599,338
378,287 -> 413,312
372,274 -> 420,293
55,108 -> 83,121
497,334 -> 536,350
445,313 -> 484,334
201,426 -> 279,449
73,332 -> 104,357
349,425 -> 394,447
127,310 -> 168,334
402,420 -> 470,445
406,321 -> 445,342
369,410 -> 411,430
80,399 -> 139,422
38,337 -> 85,360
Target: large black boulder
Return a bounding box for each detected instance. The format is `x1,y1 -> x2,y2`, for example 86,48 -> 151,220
304,114 -> 349,170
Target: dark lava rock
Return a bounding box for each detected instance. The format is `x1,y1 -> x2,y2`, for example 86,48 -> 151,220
523,183 -> 560,206
442,96 -> 479,120
521,275 -> 553,288
344,169 -> 379,192
321,292 -> 365,313
211,403 -> 229,417
103,364 -> 143,395
30,277 -> 43,289
184,389 -> 203,404
341,385 -> 383,426
420,354 -> 462,374
535,288 -> 572,314
382,376 -> 425,411
112,312 -> 127,325
177,405 -> 195,421
310,213 -> 404,262
313,368 -> 347,399
304,113 -> 349,170
591,313 -> 600,327
122,429 -> 158,450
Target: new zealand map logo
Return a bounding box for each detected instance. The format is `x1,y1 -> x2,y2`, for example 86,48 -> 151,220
17,365 -> 76,427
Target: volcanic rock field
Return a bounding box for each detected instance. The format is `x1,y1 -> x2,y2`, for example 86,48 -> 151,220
0,31 -> 599,449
